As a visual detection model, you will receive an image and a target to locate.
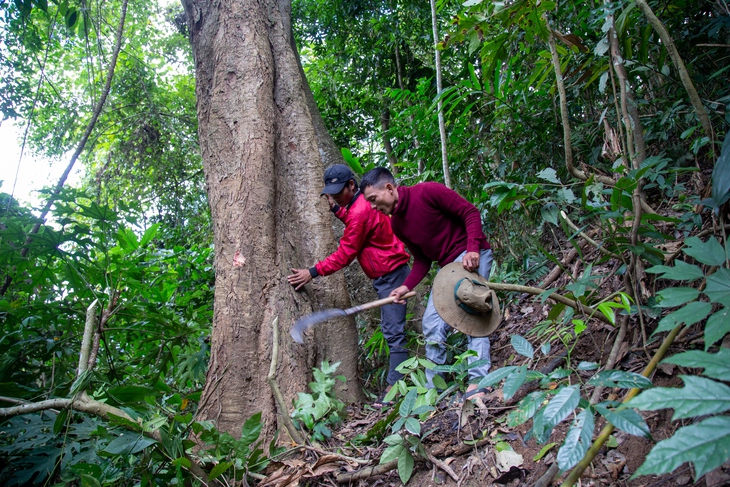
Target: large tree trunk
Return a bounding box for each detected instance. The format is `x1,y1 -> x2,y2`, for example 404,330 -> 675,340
180,0 -> 363,439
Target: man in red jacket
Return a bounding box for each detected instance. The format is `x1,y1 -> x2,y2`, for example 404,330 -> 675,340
288,164 -> 411,404
361,167 -> 494,402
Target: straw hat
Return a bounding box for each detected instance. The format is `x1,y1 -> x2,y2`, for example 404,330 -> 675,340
432,262 -> 502,337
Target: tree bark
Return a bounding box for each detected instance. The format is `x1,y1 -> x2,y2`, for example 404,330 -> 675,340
180,0 -> 363,439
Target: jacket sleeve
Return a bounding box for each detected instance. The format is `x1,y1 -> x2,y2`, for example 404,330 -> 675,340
314,212 -> 369,277
429,185 -> 485,253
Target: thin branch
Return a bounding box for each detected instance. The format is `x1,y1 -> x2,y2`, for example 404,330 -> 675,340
429,0 -> 451,187
560,324 -> 683,486
1,0 -> 130,297
486,282 -> 613,325
635,0 -> 715,153
77,299 -> 99,376
267,316 -> 306,445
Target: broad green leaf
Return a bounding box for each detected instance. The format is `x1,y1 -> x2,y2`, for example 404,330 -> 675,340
633,416 -> 730,479
704,268 -> 730,307
511,334 -> 534,359
104,433 -> 156,455
682,236 -> 726,266
399,388 -> 417,417
627,375 -> 730,420
587,370 -> 652,389
655,301 -> 712,334
404,417 -> 420,436
398,450 -> 414,484
140,223 -> 160,247
557,410 -> 594,470
208,461 -> 233,481
655,287 -> 699,307
240,412 -> 263,448
662,349 -> 730,381
645,261 -> 704,281
477,366 -> 518,388
537,168 -> 559,183
508,391 -> 547,427
503,365 -> 528,401
543,385 -> 580,429
380,443 -> 404,464
593,404 -> 650,437
704,307 -> 730,349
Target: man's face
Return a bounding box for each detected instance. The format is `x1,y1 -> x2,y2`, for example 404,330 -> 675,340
363,183 -> 396,215
329,180 -> 356,207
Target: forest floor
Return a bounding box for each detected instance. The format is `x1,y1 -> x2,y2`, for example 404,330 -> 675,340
261,248 -> 730,487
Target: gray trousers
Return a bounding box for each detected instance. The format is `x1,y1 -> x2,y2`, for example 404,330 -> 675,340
423,249 -> 493,387
372,264 -> 410,385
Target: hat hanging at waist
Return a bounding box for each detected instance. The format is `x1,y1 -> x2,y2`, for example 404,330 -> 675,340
453,277 -> 493,315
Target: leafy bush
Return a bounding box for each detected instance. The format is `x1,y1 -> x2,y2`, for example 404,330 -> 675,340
290,361 -> 346,442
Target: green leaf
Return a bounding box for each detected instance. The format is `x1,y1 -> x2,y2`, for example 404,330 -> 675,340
53,409 -> 68,435
399,388 -> 417,417
104,433 -> 156,455
341,148 -> 364,175
645,261 -> 704,281
511,334 -> 534,359
477,366 -> 518,388
587,370 -> 652,389
240,411 -> 262,448
533,443 -> 556,462
557,409 -> 594,470
543,385 -> 580,429
380,443 -> 404,464
536,168 -> 559,183
507,391 -> 547,427
627,375 -> 730,420
655,287 -> 700,307
704,307 -> 730,349
682,236 -> 726,266
503,365 -> 528,401
404,417 -> 420,436
398,450 -> 414,484
633,416 -> 730,479
705,268 -> 730,307
593,404 -> 650,437
655,301 -> 712,334
662,349 -> 730,381
140,223 -> 160,247
208,461 -> 233,481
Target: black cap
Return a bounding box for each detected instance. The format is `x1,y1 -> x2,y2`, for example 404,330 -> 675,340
321,164 -> 354,195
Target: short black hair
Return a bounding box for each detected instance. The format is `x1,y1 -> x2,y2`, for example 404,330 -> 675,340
361,167 -> 395,191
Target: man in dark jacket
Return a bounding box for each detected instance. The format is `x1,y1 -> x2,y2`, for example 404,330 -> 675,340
288,164 -> 411,403
361,167 -> 494,402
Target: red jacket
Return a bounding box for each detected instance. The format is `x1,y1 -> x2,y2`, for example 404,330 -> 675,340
314,192 -> 410,280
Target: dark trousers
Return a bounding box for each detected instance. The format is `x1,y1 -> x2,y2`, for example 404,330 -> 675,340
372,264 -> 410,385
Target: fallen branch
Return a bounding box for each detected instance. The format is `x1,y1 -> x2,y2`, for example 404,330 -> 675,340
267,316 -> 306,445
335,459 -> 398,483
486,282 -> 613,325
424,449 -> 459,482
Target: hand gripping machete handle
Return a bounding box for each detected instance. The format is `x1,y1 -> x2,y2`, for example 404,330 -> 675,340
290,290 -> 417,344
344,290 -> 416,314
